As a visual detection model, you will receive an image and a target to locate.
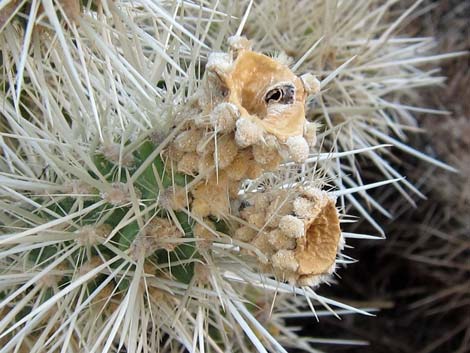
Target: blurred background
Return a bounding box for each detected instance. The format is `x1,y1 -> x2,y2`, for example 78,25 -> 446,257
307,1 -> 469,352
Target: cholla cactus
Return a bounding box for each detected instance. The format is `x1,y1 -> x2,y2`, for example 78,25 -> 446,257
0,0 -> 460,352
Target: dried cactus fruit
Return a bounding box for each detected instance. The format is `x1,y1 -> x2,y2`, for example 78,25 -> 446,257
239,187 -> 341,286
162,39 -> 321,228
157,38 -> 336,288
224,50 -> 308,141
295,193 -> 341,278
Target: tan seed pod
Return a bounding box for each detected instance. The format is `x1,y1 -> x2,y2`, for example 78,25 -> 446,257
198,151 -> 216,176
265,191 -> 294,227
196,135 -> 215,155
251,192 -> 271,212
239,204 -> 255,221
192,175 -> 230,218
294,194 -> 341,279
223,50 -> 308,141
246,159 -> 264,180
228,179 -> 241,198
191,197 -> 212,218
167,144 -> 185,161
247,211 -> 267,229
259,152 -> 283,172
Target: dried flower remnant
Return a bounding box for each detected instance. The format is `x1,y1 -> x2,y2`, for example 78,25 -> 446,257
165,36 -> 321,222
238,187 -> 342,286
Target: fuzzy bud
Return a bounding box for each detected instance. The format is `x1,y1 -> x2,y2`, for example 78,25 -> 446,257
198,151 -> 215,176
173,129 -> 203,153
279,215 -> 305,239
247,212 -> 267,229
286,136 -> 309,163
177,153 -> 200,175
225,150 -> 251,180
191,198 -> 211,218
271,250 -> 299,272
160,186 -> 190,210
293,197 -> 316,219
234,226 -> 257,242
303,122 -> 317,148
251,233 -> 275,262
300,73 -> 321,96
252,135 -> 279,165
214,134 -> 239,169
207,52 -> 232,77
194,221 -> 216,249
99,143 -> 134,167
211,103 -> 239,133
267,229 -> 296,251
227,36 -> 253,52
235,117 -> 264,148
246,161 -> 264,180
